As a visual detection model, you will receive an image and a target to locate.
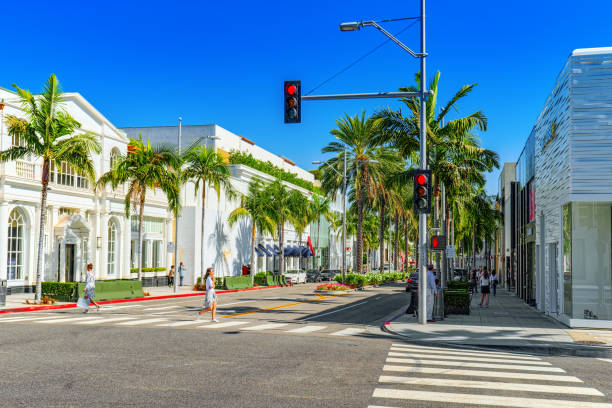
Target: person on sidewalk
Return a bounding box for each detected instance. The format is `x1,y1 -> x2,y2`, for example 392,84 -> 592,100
82,263 -> 101,313
168,265 -> 175,287
479,270 -> 490,308
470,271 -> 478,294
195,267 -> 218,322
178,262 -> 185,286
426,265 -> 436,322
491,269 -> 499,296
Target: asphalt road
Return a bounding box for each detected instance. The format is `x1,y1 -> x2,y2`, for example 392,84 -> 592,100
1,282 -> 612,407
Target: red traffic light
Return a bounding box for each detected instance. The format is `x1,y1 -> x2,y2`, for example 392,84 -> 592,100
415,173 -> 427,185
286,84 -> 296,95
432,237 -> 439,248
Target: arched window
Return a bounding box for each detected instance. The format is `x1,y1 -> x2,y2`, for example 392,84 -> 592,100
107,219 -> 118,276
7,209 -> 25,280
110,147 -> 120,170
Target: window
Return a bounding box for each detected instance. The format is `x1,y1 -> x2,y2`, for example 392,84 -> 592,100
7,209 -> 25,280
59,208 -> 77,217
152,241 -> 162,267
131,217 -> 164,233
141,240 -> 148,268
107,220 -> 117,276
50,162 -> 89,189
110,148 -> 120,170
130,240 -> 136,269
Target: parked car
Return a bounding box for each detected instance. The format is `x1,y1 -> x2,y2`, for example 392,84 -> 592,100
285,269 -> 307,284
405,272 -> 419,292
453,268 -> 469,281
320,269 -> 341,281
306,269 -> 322,283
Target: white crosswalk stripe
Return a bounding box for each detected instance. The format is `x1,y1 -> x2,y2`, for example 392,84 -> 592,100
38,316 -> 106,324
157,320 -> 206,327
286,325 -> 327,333
198,320 -> 250,329
142,305 -> 180,311
241,323 -> 288,331
0,315 -> 57,323
330,327 -> 365,336
116,318 -> 168,326
370,342 -> 611,408
77,316 -> 136,324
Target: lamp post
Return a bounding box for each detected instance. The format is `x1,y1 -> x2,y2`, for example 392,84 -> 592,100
340,0 -> 428,324
173,117 -> 182,293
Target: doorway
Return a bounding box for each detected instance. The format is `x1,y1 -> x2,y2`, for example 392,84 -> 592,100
548,243 -> 558,314
65,244 -> 75,282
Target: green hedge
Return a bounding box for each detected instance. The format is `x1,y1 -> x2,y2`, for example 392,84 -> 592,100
196,276 -> 226,290
130,267 -> 167,274
254,272 -> 267,286
444,289 -> 470,315
42,282 -> 78,302
225,276 -> 253,290
447,280 -> 471,290
74,279 -> 145,301
334,272 -> 407,287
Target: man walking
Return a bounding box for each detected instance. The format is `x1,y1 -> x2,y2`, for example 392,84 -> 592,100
426,264 -> 437,322
179,261 -> 185,287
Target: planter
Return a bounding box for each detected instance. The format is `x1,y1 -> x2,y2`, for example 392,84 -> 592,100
314,289 -> 354,296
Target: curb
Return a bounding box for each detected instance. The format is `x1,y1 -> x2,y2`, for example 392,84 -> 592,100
0,284 -> 292,315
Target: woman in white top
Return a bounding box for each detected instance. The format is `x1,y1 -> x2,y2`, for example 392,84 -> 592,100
195,267 -> 218,322
479,270 -> 490,308
82,263 -> 101,313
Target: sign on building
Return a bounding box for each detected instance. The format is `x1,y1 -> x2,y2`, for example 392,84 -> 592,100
446,245 -> 456,259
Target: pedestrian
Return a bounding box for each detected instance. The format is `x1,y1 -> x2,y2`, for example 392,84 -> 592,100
479,270 -> 490,308
168,265 -> 175,287
491,269 -> 499,296
195,267 -> 218,322
426,265 -> 436,322
470,271 -> 478,294
178,261 -> 185,286
82,263 -> 101,313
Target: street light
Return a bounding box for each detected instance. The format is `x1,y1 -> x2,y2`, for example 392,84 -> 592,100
340,2 -> 429,325
173,117 -> 182,293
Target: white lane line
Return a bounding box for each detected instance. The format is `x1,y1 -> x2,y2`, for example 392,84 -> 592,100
372,388 -> 612,408
116,318 -> 168,326
102,304 -> 143,310
157,320 -> 205,327
387,351 -> 551,366
150,310 -> 185,315
241,323 -> 289,331
198,320 -> 250,329
389,346 -> 541,361
0,315 -> 58,323
301,301 -> 369,321
38,316 -> 106,324
286,325 -> 327,333
391,343 -> 540,359
385,357 -> 564,373
77,316 -> 136,324
378,375 -> 604,397
382,365 -> 581,382
598,358 -> 612,364
330,327 -> 366,336
219,300 -> 253,307
142,305 -> 180,311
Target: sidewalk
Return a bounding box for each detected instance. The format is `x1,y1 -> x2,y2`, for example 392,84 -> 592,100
386,288 -> 612,353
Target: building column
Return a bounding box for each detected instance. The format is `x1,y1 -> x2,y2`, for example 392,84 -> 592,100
124,216 -> 132,278
75,237 -> 83,281
0,201 -> 8,281
31,204 -> 40,284
58,237 -> 65,282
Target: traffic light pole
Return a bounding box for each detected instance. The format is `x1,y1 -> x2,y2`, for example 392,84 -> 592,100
418,0 -> 428,325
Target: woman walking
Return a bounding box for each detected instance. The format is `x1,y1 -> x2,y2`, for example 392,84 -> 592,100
470,271 -> 478,294
168,265 -> 175,287
195,267 -> 218,322
479,270 -> 491,308
491,269 -> 499,296
83,263 -> 101,313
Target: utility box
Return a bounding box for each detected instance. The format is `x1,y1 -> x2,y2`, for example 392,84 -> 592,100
0,280 -> 7,307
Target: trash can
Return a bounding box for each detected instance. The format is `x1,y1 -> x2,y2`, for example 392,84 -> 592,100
0,280 -> 7,307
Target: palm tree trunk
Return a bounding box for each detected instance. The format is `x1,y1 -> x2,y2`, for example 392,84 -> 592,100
250,222 -> 256,284
378,199 -> 385,273
317,219 -> 321,268
278,224 -> 285,276
394,212 -> 399,271
201,184 -> 207,285
356,187 -> 364,275
138,193 -> 145,280
404,221 -> 409,273
35,159 -> 50,303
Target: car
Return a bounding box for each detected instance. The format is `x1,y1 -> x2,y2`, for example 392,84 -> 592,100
320,269 -> 341,281
305,269 -> 322,283
405,272 -> 419,292
453,268 -> 469,281
285,269 -> 307,284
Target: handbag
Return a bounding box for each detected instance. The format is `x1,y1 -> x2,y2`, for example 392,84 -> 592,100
77,297 -> 89,309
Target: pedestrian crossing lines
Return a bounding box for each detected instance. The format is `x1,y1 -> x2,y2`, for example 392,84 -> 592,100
369,343 -> 612,408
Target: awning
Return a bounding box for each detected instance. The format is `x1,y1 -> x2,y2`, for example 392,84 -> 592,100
286,246 -> 299,257
258,244 -> 273,257
299,246 -> 313,257
273,245 -> 282,256
254,247 -> 265,257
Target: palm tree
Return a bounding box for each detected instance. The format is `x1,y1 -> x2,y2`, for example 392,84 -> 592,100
309,194 -> 332,268
320,111 -> 396,274
97,136 -> 179,280
228,179 -> 275,283
263,179 -> 297,276
288,189 -> 311,270
0,75 -> 101,302
183,145 -> 235,284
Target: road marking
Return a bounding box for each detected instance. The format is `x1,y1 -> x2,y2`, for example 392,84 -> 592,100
102,304 -> 143,310
242,323 -> 289,331
378,375 -> 604,396
387,351 -> 551,366
330,327 -> 365,336
157,320 -> 206,327
382,365 -> 581,382
391,343 -> 539,358
151,310 -> 185,315
142,305 -> 180,311
198,320 -> 250,329
301,301 -> 369,321
116,318 -> 168,326
372,388 -> 612,408
286,325 -> 327,333
38,316 -> 106,324
0,315 -> 58,323
389,346 -> 541,361
385,357 -> 564,372
219,300 -> 253,306
77,316 -> 136,324
221,293 -> 345,318
597,358 -> 612,364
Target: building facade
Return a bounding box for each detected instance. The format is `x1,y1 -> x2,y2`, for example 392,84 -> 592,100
0,88 -> 172,293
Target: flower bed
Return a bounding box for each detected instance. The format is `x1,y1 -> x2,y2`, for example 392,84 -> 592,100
315,282 -> 354,292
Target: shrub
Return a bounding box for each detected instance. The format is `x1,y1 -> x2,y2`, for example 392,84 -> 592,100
447,280 -> 471,290
42,282 -> 77,301
194,276 -> 226,290
316,282 -> 354,291
444,289 -> 470,315
254,272 -> 267,286
130,267 -> 166,274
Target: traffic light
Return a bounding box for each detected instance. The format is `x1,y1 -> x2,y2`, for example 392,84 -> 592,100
430,235 -> 447,251
413,169 -> 432,214
284,80 -> 301,123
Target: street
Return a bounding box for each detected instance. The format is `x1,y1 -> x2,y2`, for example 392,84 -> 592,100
1,283 -> 612,407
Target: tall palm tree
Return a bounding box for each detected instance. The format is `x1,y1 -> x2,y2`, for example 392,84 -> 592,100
183,145 -> 235,284
263,179 -> 297,276
320,111 -> 396,274
309,194 -> 332,268
288,189 -> 311,270
228,179 -> 275,282
97,136 -> 179,280
0,75 -> 101,302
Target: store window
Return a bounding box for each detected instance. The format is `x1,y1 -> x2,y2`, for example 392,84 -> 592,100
562,204 -> 572,317
107,220 -> 118,276
7,209 -> 25,280
152,241 -> 162,267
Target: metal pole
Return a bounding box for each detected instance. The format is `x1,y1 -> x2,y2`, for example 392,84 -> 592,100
342,146 -> 347,283
418,0 -> 428,325
173,117 -> 182,293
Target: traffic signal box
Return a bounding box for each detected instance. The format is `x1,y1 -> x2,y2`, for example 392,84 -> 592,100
430,235 -> 447,251
284,81 -> 301,123
413,169 -> 432,214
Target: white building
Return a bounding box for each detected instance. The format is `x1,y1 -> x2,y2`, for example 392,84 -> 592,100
0,87 -> 173,293
121,125 -> 350,285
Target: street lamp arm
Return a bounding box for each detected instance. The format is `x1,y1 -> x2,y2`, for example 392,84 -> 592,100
362,21 -> 426,59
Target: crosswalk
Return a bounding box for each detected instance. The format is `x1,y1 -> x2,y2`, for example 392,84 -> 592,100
369,343 -> 612,408
0,312 -> 370,338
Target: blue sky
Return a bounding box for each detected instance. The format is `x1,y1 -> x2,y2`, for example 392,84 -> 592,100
2,0 -> 611,194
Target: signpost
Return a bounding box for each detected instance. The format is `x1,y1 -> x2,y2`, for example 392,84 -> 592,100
446,245 -> 456,259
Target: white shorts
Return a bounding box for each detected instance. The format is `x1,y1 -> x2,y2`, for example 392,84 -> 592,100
204,290 -> 217,308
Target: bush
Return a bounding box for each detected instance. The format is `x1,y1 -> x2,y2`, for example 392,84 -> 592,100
444,289 -> 470,315
254,272 -> 267,286
130,267 -> 166,274
447,280 -> 471,290
225,276 -> 252,290
194,276 -> 226,290
42,282 -> 77,301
